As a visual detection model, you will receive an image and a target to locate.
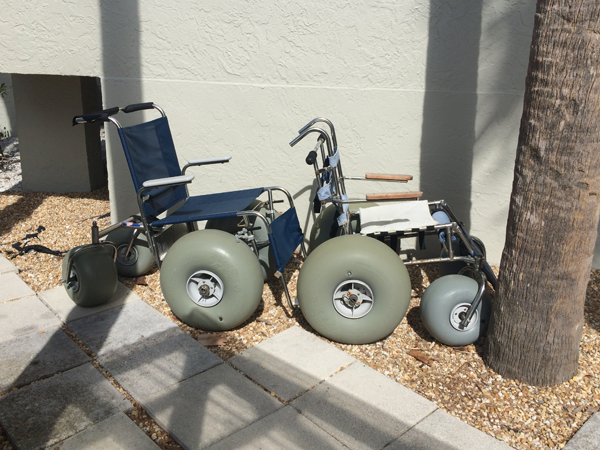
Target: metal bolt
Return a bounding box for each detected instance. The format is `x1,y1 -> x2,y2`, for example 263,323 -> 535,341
199,284 -> 211,297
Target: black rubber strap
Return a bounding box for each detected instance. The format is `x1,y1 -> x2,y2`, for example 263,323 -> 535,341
72,107 -> 120,126
123,102 -> 154,113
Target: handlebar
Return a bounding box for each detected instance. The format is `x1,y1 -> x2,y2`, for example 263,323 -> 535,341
305,150 -> 318,165
122,102 -> 155,113
72,107 -> 120,126
72,102 -> 164,126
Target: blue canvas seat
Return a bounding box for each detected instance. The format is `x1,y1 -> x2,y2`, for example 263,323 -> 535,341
117,114 -> 265,226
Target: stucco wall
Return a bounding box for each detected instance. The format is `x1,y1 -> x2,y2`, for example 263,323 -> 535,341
0,0 -> 540,265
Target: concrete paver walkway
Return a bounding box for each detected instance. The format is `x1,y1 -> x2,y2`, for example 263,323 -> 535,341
0,253 -> 596,449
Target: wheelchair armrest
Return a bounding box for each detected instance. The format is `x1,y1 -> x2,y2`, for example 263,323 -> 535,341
343,173 -> 413,183
365,173 -> 413,181
182,157 -> 231,174
366,191 -> 423,201
142,174 -> 195,189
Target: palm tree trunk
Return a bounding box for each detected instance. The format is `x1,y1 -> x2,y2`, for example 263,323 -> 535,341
484,0 -> 600,386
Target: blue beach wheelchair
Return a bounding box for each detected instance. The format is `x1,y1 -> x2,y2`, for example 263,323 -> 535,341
289,118 -> 498,346
64,103 -> 304,331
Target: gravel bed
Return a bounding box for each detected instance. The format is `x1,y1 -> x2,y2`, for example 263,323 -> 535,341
1,187 -> 599,450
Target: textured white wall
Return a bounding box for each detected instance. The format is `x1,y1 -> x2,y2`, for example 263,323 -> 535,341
0,0 -> 540,265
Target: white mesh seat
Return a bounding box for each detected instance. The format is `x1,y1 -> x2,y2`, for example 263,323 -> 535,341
359,200 -> 442,235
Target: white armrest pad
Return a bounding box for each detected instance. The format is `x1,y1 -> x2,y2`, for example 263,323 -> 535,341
142,174 -> 194,188
188,156 -> 231,165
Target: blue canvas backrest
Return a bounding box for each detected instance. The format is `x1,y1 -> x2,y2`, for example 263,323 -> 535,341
117,116 -> 188,219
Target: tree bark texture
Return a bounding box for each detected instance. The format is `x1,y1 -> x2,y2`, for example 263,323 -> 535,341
484,0 -> 600,386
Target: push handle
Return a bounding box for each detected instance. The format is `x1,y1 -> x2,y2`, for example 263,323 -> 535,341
123,102 -> 155,113
305,150 -> 318,165
72,107 -> 119,126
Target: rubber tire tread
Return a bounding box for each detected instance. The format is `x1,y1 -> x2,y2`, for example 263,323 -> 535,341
420,274 -> 491,346
62,245 -> 118,307
159,229 -> 264,331
297,234 -> 411,344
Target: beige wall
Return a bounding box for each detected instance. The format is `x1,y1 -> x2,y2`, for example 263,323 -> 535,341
0,0 -> 542,265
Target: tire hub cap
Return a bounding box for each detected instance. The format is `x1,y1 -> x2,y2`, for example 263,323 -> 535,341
450,303 -> 478,331
117,245 -> 138,266
186,271 -> 224,307
333,280 -> 374,319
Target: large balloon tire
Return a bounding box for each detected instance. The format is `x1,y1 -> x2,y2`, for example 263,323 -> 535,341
297,234 -> 411,344
420,274 -> 491,346
106,228 -> 155,277
160,229 -> 264,331
62,245 -> 118,307
206,200 -> 278,281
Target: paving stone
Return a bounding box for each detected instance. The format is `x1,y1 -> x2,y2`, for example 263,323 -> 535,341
0,295 -> 62,343
0,255 -> 18,274
0,363 -> 131,450
100,331 -> 223,401
38,282 -> 141,323
205,406 -> 348,450
386,409 -> 512,449
228,326 -> 356,401
0,327 -> 89,392
563,412 -> 600,450
0,272 -> 36,303
68,300 -> 180,356
143,363 -> 282,450
49,412 -> 160,450
290,362 -> 437,450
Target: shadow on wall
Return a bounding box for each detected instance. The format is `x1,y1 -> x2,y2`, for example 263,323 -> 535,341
100,0 -> 143,101
420,0 -> 483,229
100,0 -> 145,221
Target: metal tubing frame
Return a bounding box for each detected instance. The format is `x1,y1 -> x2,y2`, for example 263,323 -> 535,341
291,120 -> 489,276
457,264 -> 487,327
237,187 -> 306,311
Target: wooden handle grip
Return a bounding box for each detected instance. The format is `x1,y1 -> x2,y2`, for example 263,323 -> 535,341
365,173 -> 413,181
365,191 -> 423,201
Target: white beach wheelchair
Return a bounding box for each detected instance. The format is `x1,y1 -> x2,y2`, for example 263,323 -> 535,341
289,118 -> 498,346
